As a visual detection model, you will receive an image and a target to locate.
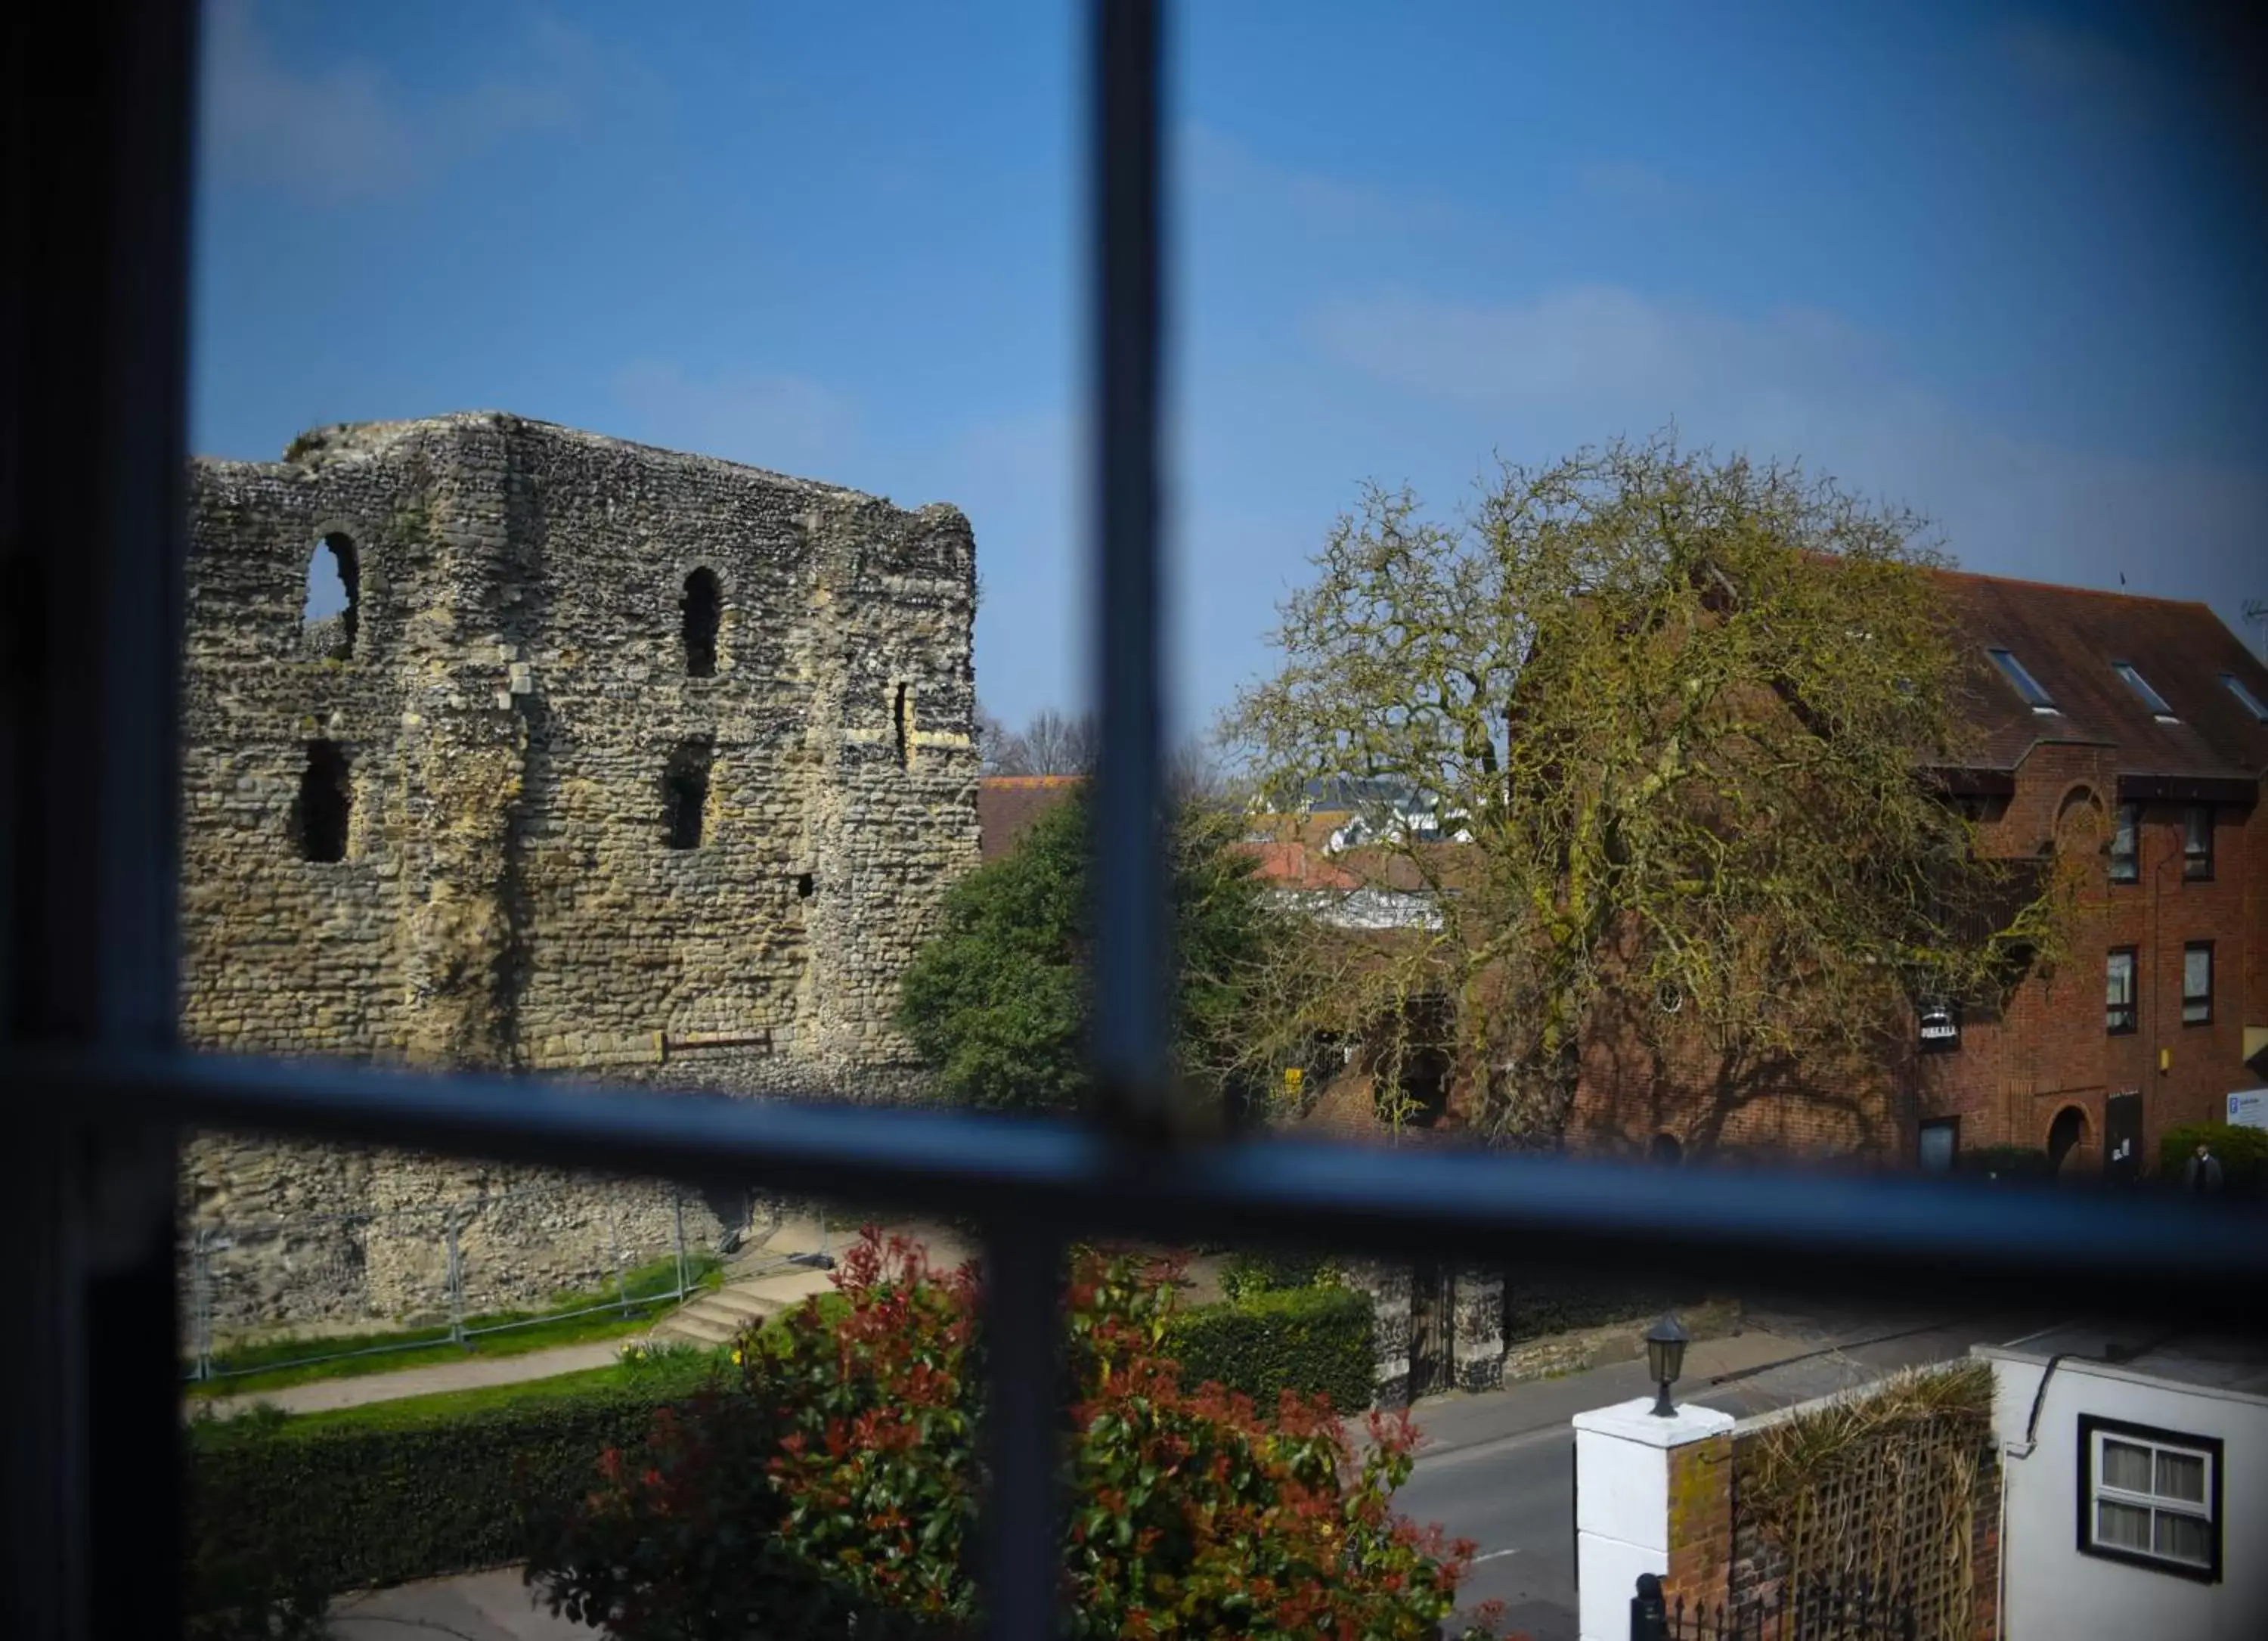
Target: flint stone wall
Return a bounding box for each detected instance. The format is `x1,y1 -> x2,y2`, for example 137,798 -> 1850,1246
179,413 -> 978,1330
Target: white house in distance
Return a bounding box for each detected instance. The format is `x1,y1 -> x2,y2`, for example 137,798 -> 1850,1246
1978,1324 -> 2268,1639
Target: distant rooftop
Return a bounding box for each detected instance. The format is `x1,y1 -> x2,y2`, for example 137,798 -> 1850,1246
1977,1323 -> 2268,1399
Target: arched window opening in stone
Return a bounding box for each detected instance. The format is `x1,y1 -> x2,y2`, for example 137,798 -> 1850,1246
295,740 -> 352,863
303,533 -> 360,659
893,682 -> 913,768
681,567 -> 720,678
664,742 -> 713,849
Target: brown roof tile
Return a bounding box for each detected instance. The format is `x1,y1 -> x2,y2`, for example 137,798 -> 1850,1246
1931,569 -> 2268,786
976,775 -> 1086,863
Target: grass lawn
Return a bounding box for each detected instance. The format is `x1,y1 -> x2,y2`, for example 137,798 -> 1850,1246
185,1252 -> 725,1399
201,1292 -> 857,1435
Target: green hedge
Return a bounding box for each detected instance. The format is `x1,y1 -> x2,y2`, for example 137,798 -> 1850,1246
185,1352 -> 722,1607
188,1287 -> 1379,1612
1165,1285 -> 1375,1413
2158,1123 -> 2268,1195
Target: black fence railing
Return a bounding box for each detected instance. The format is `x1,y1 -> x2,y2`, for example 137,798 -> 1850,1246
1631,1571 -> 1920,1641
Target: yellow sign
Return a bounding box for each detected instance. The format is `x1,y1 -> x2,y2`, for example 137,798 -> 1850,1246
1283,1067 -> 1304,1090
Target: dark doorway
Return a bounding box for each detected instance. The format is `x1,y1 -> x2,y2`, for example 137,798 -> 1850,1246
681,568 -> 720,678
294,740 -> 351,862
1649,1132 -> 1684,1166
2104,1090 -> 2143,1185
664,742 -> 711,849
1408,1262 -> 1455,1399
1917,1118 -> 1958,1174
2046,1106 -> 2087,1177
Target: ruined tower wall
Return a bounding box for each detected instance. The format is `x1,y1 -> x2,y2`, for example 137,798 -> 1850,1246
178,414 -> 980,1329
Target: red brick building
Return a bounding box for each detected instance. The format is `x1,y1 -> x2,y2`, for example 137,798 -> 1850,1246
978,576 -> 2268,1180
1565,572 -> 2268,1177
1905,573 -> 2268,1179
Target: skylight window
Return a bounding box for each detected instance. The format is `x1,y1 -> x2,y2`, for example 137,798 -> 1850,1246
1987,648 -> 2057,712
2222,672 -> 2268,723
2112,661 -> 2177,721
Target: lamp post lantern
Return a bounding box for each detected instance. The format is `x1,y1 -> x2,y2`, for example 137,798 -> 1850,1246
1645,1311 -> 1690,1417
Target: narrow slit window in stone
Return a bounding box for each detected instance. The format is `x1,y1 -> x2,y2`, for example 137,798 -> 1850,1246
682,567 -> 720,678
296,740 -> 351,862
665,742 -> 712,849
894,682 -> 913,769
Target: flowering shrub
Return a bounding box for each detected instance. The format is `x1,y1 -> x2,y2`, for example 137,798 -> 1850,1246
533,1228 -> 1504,1639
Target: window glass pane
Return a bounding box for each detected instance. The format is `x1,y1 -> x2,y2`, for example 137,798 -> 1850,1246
2096,1499 -> 2152,1551
2155,1509 -> 2212,1564
2112,662 -> 2174,717
2155,1448 -> 2208,1504
1988,648 -> 2056,708
2223,672 -> 2268,722
2101,1438 -> 2153,1493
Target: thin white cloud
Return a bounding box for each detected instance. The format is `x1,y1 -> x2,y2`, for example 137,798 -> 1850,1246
1309,283 -> 2267,615
1573,159 -> 1699,215
199,0 -> 612,200
611,362 -> 861,482
1180,122 -> 1462,243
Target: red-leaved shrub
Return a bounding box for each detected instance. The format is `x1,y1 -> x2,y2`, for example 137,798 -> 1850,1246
531,1228 -> 1504,1639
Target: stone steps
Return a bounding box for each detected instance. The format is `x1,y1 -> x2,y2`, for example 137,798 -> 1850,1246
649,1255 -> 841,1349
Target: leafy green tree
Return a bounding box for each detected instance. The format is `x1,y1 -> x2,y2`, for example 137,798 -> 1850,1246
897,789 -> 1283,1118
1228,433 -> 2070,1144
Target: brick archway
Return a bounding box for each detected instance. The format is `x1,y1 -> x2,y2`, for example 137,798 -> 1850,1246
2046,1104 -> 2089,1176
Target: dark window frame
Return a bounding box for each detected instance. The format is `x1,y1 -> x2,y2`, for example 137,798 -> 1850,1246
1917,1117 -> 1959,1173
2076,1413 -> 2223,1584
2109,802 -> 2141,884
8,7 -> 2268,1639
2183,942 -> 2213,1027
2107,947 -> 2139,1035
2183,805 -> 2213,882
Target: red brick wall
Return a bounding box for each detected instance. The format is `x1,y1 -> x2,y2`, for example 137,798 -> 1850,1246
1565,738 -> 2263,1174
1917,747 -> 2263,1174
1663,1431 -> 1735,1616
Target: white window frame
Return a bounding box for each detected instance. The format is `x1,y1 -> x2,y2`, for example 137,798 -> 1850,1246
2079,1415 -> 2223,1583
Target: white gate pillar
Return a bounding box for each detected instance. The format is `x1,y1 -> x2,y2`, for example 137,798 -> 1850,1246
1572,1397 -> 1735,1641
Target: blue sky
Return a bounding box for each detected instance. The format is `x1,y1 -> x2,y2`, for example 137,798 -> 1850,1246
194,0 -> 2268,737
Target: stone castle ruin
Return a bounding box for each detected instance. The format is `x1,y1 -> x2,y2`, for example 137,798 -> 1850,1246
178,412 -> 979,1330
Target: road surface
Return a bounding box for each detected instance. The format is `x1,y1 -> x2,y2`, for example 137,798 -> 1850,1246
1393,1308 -> 2037,1639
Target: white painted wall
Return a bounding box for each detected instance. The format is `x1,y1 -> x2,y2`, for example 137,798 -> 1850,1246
1985,1350 -> 2268,1641
1572,1397 -> 1734,1641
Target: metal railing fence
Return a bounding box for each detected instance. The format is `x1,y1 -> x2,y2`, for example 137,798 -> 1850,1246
1633,1571 -> 1920,1641
178,1179 -> 731,1385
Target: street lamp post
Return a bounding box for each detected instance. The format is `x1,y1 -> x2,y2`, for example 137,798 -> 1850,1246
1645,1311 -> 1691,1417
